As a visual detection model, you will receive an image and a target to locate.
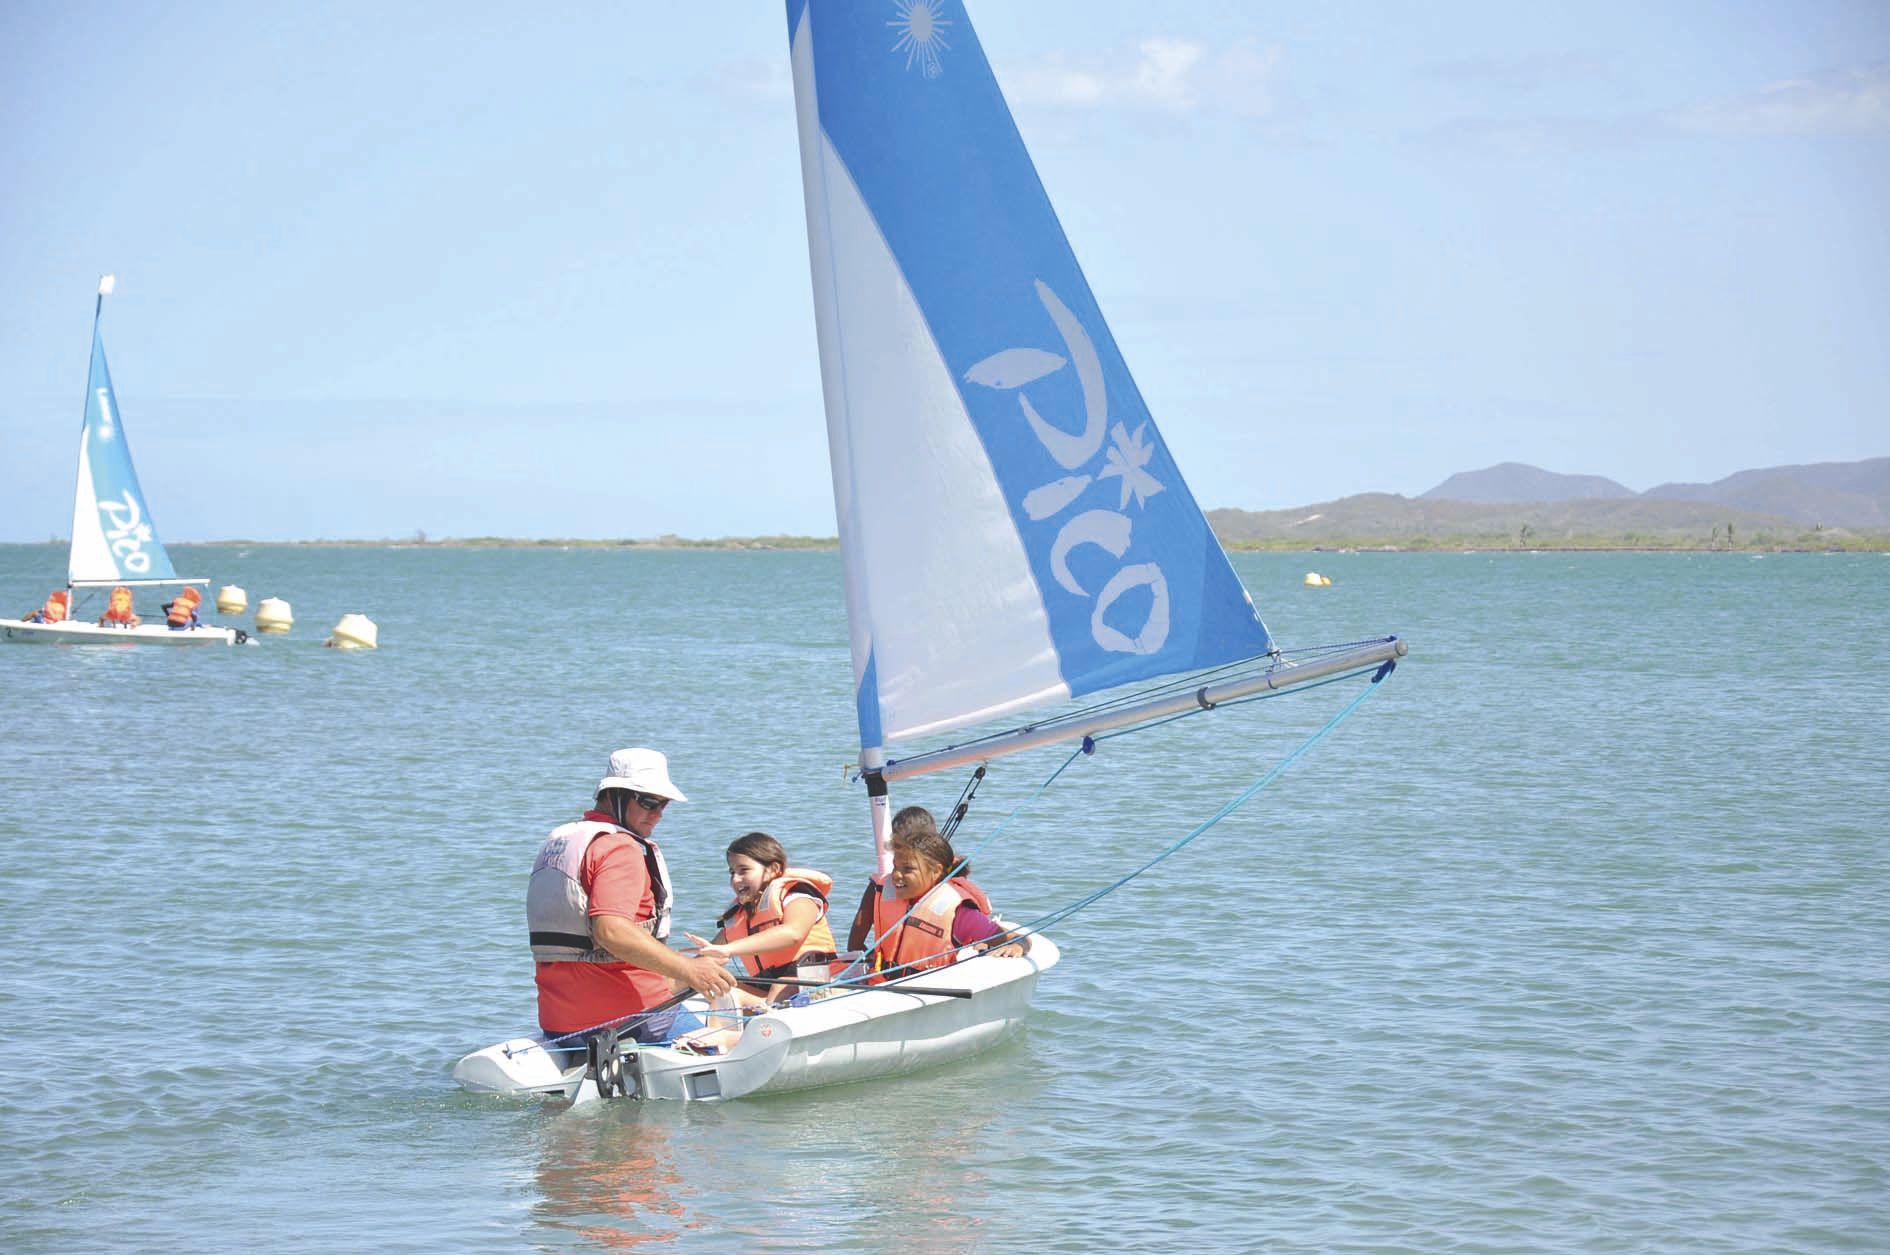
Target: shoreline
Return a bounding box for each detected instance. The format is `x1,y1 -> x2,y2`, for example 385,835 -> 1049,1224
7,535 -> 1887,554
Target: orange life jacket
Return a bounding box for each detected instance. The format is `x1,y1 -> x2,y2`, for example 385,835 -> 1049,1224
166,599 -> 194,627
102,587 -> 136,624
40,592 -> 70,623
869,876 -> 993,980
721,868 -> 839,983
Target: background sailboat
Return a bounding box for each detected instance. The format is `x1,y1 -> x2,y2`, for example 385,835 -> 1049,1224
2,276 -> 241,646
456,0 -> 1401,1104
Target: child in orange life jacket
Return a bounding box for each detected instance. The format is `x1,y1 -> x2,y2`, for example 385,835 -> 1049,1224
165,587 -> 202,630
870,826 -> 1024,981
25,590 -> 70,623
98,585 -> 140,627
847,804 -> 936,953
685,832 -> 840,1008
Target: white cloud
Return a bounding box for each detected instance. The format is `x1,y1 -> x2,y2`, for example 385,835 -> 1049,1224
1666,64 -> 1890,136
1423,63 -> 1890,155
1424,50 -> 1622,95
712,57 -> 792,108
1005,36 -> 1280,117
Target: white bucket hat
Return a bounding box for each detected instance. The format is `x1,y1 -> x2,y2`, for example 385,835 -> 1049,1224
596,747 -> 687,803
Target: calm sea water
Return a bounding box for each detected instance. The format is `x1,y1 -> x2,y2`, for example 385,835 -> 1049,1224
2,545 -> 1886,1253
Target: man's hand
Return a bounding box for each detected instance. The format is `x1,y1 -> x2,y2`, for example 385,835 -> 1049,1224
676,955 -> 737,998
594,915 -> 737,997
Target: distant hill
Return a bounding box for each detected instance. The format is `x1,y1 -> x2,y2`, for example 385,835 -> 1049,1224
1416,456 -> 1888,530
1205,493 -> 1876,549
1643,457 -> 1890,528
1421,463 -> 1634,504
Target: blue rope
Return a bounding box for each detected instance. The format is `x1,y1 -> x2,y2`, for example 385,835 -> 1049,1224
1001,664 -> 1390,939
860,659 -> 1393,976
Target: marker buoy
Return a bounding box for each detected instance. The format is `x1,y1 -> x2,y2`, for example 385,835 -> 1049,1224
216,585 -> 248,615
1303,571 -> 1333,587
326,613 -> 378,650
255,597 -> 294,634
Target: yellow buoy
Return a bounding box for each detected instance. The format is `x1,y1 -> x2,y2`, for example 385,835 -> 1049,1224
326,613 -> 379,650
215,584 -> 248,615
1303,572 -> 1334,588
255,597 -> 294,634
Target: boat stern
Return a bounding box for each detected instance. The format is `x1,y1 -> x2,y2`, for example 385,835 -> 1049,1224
452,1036 -> 583,1098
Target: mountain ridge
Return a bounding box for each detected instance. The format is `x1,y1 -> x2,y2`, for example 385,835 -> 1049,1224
1416,457 -> 1887,528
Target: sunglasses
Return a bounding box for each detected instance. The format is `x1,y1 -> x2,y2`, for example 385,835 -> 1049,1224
629,791 -> 670,813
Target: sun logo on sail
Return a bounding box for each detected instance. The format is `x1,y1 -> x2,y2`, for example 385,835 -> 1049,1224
888,0 -> 951,78
964,281 -> 1172,656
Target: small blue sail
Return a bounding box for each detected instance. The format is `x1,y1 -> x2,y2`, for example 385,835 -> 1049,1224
787,0 -> 1273,747
68,323 -> 182,585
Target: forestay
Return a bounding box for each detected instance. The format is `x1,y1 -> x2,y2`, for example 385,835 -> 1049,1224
788,0 -> 1274,753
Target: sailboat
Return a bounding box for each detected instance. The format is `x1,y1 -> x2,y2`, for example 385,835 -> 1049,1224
1,276 -> 243,647
453,0 -> 1403,1103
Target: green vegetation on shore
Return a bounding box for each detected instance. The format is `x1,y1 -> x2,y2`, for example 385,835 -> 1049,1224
10,519 -> 1887,555
1206,493 -> 1890,553
1220,530 -> 1890,553
174,534 -> 843,551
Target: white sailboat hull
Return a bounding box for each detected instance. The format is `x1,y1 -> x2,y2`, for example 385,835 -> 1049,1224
0,618 -> 241,646
453,933 -> 1059,1102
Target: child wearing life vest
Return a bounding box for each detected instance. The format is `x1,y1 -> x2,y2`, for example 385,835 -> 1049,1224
26,590 -> 70,623
97,585 -> 141,627
869,825 -> 1024,982
165,587 -> 203,630
685,832 -> 841,1007
846,804 -> 936,952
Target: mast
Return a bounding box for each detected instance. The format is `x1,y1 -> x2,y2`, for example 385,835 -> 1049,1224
68,274 -> 114,592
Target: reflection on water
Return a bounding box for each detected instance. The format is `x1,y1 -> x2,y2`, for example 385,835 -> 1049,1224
531,1112 -> 691,1250
520,1040 -> 1049,1252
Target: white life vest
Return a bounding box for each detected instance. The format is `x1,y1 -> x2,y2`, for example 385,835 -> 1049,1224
526,818 -> 673,963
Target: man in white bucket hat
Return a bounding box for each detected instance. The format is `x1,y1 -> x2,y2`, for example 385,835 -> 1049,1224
527,748 -> 735,1057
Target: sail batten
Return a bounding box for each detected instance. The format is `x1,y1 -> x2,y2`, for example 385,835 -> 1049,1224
789,1 -> 1273,752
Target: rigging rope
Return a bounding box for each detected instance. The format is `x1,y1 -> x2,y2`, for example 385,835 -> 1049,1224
858,656 -> 1396,978
1002,660 -> 1391,942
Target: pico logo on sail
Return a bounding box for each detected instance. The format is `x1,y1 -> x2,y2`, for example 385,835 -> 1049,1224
98,490 -> 155,574
792,0 -> 1274,742
68,321 -> 182,586
966,280 -> 1172,656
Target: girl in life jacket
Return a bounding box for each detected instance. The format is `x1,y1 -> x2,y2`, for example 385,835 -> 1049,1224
868,826 -> 1025,983
98,585 -> 140,627
165,587 -> 202,630
684,832 -> 842,1008
26,590 -> 70,623
847,803 -> 935,953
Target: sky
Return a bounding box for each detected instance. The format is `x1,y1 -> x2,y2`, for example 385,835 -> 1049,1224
2,1 -> 1886,542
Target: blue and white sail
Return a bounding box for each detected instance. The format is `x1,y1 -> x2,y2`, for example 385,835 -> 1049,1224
68,276 -> 187,587
787,1 -> 1274,752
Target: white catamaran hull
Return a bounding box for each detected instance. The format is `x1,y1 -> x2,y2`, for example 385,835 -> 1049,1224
0,618 -> 241,646
454,934 -> 1059,1102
